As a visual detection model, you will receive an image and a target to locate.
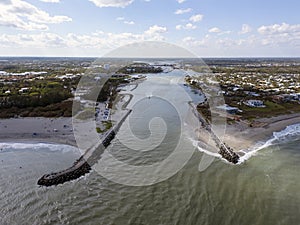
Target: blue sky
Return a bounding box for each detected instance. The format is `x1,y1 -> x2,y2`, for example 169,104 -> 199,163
0,0 -> 299,57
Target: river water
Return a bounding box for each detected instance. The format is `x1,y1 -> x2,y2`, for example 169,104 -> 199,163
0,70 -> 300,225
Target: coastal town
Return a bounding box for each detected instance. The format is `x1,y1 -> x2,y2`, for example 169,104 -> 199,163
1,57 -> 300,164
1,0 -> 300,224
185,59 -> 300,125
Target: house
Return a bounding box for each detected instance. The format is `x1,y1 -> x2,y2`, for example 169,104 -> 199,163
103,64 -> 110,70
244,91 -> 260,97
112,74 -> 126,78
271,95 -> 285,103
217,104 -> 240,114
290,93 -> 300,101
19,87 -> 29,94
244,100 -> 265,107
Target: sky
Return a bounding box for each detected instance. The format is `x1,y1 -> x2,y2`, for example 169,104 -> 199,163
0,0 -> 299,57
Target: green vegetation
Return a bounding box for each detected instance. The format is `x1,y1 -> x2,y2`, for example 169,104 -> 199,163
0,58 -> 135,118
0,79 -> 74,118
0,100 -> 78,118
117,63 -> 163,74
188,61 -> 300,122
197,103 -> 211,123
234,101 -> 300,119
96,121 -> 113,133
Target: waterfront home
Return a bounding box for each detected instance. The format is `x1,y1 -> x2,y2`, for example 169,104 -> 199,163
18,87 -> 29,94
216,104 -> 240,114
244,100 -> 265,107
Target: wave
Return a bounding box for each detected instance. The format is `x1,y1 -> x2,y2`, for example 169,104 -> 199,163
190,139 -> 220,158
238,123 -> 300,163
191,123 -> 300,164
273,123 -> 300,140
0,142 -> 78,153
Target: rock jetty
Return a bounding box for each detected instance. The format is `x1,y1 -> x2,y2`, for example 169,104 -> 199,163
190,102 -> 240,164
37,110 -> 132,186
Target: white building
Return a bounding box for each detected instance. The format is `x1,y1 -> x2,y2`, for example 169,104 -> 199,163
244,100 -> 265,108
19,87 -> 29,94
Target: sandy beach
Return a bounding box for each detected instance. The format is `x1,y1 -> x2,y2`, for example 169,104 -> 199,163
1,112 -> 299,153
223,113 -> 300,151
0,74 -> 299,154
0,117 -> 77,146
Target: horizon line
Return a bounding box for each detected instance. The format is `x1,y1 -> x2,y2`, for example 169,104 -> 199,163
1,56 -> 300,59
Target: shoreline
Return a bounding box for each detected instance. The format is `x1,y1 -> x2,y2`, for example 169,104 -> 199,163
223,112 -> 300,151
1,80 -> 299,153
1,113 -> 298,156
0,117 -> 77,147
0,136 -> 77,147
0,81 -> 137,149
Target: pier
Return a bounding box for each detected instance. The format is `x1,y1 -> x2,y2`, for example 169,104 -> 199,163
37,110 -> 132,186
190,102 -> 240,164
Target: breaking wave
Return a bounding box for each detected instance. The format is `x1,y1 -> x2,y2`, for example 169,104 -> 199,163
191,123 -> 300,164
0,142 -> 78,153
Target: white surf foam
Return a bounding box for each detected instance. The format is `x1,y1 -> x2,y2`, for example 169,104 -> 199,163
190,138 -> 220,158
238,123 -> 300,163
0,142 -> 78,153
190,123 -> 300,164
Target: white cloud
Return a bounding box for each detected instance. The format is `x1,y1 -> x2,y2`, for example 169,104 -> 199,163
2,28 -> 300,57
256,23 -> 300,49
186,23 -> 196,30
116,17 -> 135,25
0,25 -> 169,53
0,0 -> 71,31
182,36 -> 195,43
219,30 -> 231,35
239,24 -> 252,34
174,8 -> 192,15
177,0 -> 186,3
209,27 -> 221,33
175,25 -> 181,30
189,14 -> 203,23
124,21 -> 135,25
176,23 -> 196,30
182,35 -> 209,47
179,28 -> 300,57
258,23 -> 300,35
39,0 -> 60,2
89,0 -> 134,8
145,25 -> 167,35
0,32 -> 66,48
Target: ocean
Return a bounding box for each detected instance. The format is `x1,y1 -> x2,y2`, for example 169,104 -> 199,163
1,69 -> 299,225
0,128 -> 299,225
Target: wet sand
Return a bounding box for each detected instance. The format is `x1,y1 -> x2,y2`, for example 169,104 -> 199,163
223,113 -> 300,151
0,117 -> 77,146
0,87 -> 135,147
1,112 -> 300,152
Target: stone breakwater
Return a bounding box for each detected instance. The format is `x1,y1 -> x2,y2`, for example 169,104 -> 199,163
216,141 -> 239,164
189,102 -> 240,164
37,110 -> 132,187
